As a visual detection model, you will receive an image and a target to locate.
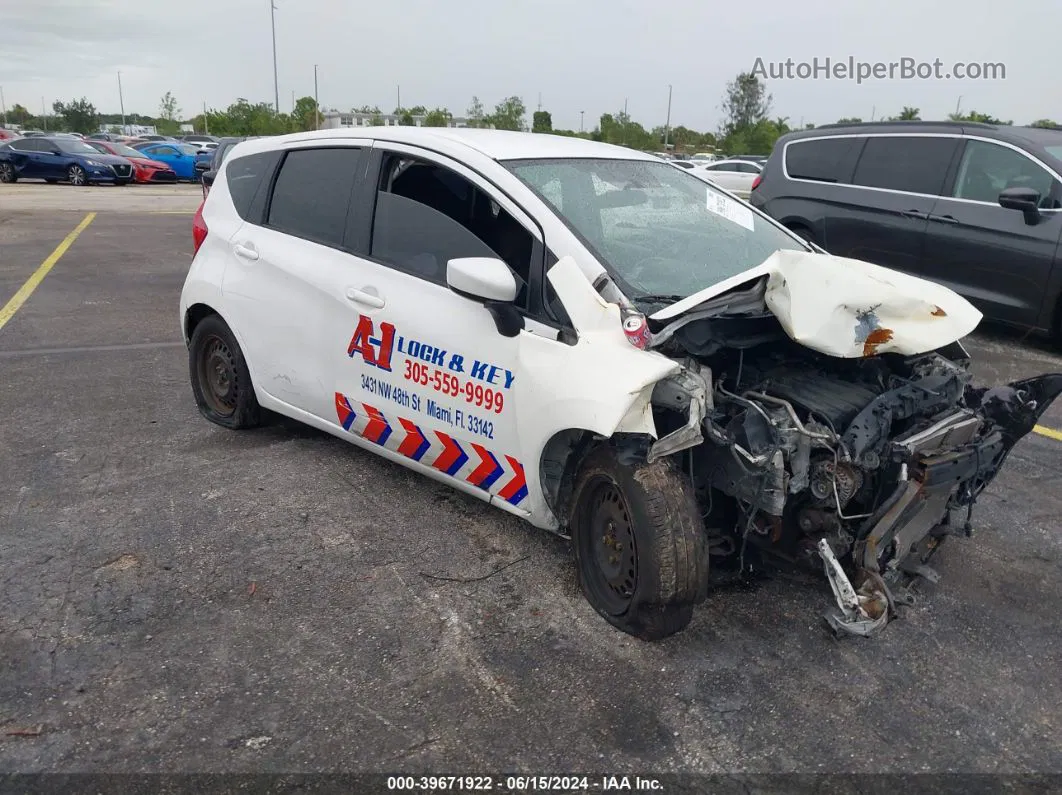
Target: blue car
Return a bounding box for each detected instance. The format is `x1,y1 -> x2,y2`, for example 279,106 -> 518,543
131,141 -> 202,180
0,136 -> 134,185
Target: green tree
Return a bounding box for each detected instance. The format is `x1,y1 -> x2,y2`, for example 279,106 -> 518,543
720,72 -> 771,135
1030,119 -> 1061,129
836,117 -> 862,124
293,96 -> 319,131
158,91 -> 181,133
532,110 -> 552,133
466,96 -> 486,128
355,105 -> 381,114
487,96 -> 526,131
395,108 -> 415,126
895,106 -> 920,120
369,114 -> 385,127
8,103 -> 33,126
423,108 -> 452,127
948,110 -> 1011,125
51,97 -> 98,133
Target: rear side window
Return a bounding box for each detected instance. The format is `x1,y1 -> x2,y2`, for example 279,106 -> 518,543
785,137 -> 864,182
851,136 -> 958,195
225,151 -> 279,221
266,147 -> 363,248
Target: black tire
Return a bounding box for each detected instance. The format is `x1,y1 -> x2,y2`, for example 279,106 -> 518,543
0,162 -> 16,183
188,314 -> 261,429
68,164 -> 87,186
569,444 -> 709,641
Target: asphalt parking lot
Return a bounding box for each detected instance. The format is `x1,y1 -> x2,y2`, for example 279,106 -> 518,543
2,181 -> 1062,781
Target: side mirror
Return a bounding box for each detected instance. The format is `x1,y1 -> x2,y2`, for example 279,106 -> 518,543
998,186 -> 1042,225
446,257 -> 517,302
194,160 -> 210,173
446,257 -> 523,337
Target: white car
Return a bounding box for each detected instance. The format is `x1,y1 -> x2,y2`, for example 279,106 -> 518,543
180,127 -> 1061,641
691,158 -> 764,199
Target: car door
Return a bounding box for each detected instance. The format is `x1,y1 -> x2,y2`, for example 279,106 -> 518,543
330,143 -> 568,512
819,135 -> 959,274
220,143 -> 363,420
7,138 -> 41,176
918,137 -> 1062,327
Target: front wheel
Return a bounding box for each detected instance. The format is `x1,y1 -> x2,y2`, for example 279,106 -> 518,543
0,162 -> 16,183
67,164 -> 87,186
188,314 -> 261,429
569,445 -> 709,641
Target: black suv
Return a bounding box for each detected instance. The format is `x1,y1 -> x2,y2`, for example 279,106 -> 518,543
750,121 -> 1062,342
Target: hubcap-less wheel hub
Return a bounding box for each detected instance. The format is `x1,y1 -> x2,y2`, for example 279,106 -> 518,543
586,483 -> 637,609
200,336 -> 237,414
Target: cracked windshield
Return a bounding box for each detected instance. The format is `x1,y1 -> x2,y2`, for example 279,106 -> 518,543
507,157 -> 806,307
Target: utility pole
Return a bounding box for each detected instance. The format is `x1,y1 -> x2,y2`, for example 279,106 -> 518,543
314,65 -> 320,129
291,89 -> 295,114
0,86 -> 7,128
42,97 -> 47,131
622,98 -> 628,145
955,96 -> 963,117
396,85 -> 401,112
270,0 -> 280,113
580,110 -> 584,133
203,101 -> 209,134
663,84 -> 672,150
117,71 -> 126,133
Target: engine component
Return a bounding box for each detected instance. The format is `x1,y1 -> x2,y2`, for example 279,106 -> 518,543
809,458 -> 863,507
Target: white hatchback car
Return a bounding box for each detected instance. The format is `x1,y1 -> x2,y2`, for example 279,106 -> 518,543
181,128 -> 1061,641
690,158 -> 764,199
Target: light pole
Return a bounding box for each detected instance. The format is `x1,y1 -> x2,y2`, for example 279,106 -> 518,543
0,86 -> 7,128
663,84 -> 672,150
314,64 -> 320,129
118,71 -> 126,133
270,0 -> 280,113
580,110 -> 584,133
41,97 -> 47,131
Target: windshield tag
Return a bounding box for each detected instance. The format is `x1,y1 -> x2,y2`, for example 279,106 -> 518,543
706,190 -> 755,231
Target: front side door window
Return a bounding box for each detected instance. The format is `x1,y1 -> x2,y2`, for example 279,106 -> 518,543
952,139 -> 1058,207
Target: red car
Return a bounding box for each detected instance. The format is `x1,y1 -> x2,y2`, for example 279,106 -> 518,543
84,140 -> 178,183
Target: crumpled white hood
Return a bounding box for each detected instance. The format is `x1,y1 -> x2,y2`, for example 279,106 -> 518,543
649,249 -> 983,358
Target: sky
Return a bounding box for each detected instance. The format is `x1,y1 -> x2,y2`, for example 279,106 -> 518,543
1,0 -> 1060,132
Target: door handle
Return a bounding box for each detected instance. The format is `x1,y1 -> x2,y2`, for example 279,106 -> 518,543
928,214 -> 959,224
233,242 -> 259,261
900,209 -> 930,219
345,287 -> 385,308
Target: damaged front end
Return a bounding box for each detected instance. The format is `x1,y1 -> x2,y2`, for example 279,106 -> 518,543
640,259 -> 1062,637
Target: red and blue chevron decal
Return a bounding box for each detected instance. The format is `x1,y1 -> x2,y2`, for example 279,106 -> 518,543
334,392 -> 527,507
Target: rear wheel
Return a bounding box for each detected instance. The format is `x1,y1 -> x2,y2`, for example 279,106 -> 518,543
188,314 -> 261,429
569,445 -> 709,641
67,165 -> 86,186
0,162 -> 16,183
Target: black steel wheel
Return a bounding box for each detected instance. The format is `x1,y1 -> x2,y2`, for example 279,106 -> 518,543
188,313 -> 261,429
570,444 -> 709,641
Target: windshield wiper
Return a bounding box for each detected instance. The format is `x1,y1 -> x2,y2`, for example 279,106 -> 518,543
633,294 -> 685,306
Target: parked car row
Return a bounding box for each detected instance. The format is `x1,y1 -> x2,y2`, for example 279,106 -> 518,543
0,134 -> 210,185
749,120 -> 1062,344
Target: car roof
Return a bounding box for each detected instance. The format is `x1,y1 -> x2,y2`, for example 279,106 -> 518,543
231,127 -> 659,163
779,120 -> 1058,146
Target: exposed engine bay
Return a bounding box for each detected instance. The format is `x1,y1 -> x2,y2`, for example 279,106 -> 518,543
641,276 -> 1062,637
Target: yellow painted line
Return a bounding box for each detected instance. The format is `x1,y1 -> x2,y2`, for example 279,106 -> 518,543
0,212 -> 97,332
1033,424 -> 1062,442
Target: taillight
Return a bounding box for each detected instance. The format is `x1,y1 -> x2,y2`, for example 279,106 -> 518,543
751,174 -> 763,191
192,200 -> 208,255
